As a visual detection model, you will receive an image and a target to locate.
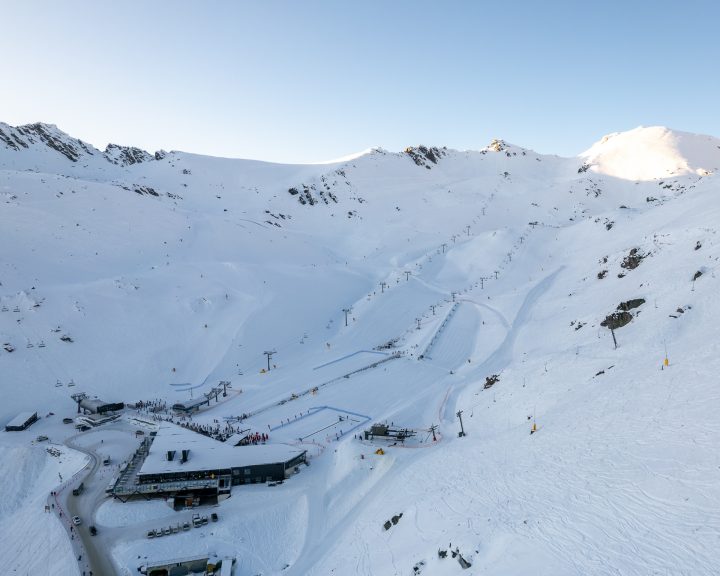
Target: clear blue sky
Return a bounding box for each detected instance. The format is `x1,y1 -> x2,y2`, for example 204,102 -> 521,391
1,0 -> 718,163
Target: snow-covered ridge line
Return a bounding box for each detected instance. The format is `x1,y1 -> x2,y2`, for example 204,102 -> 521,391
4,121 -> 720,183
580,125 -> 720,180
0,122 -> 159,167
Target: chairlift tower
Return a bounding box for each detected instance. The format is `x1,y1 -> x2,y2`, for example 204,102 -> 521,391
71,392 -> 87,414
263,350 -> 276,371
220,380 -> 230,397
456,410 -> 466,437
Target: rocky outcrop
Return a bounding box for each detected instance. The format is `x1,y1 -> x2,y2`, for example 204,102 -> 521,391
601,298 -> 645,329
0,125 -> 28,151
10,122 -> 96,162
488,139 -> 507,152
601,311 -> 633,330
621,248 -> 647,270
104,143 -> 155,166
403,145 -> 447,169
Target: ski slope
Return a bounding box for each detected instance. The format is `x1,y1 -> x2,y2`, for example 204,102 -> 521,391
1,122 -> 720,575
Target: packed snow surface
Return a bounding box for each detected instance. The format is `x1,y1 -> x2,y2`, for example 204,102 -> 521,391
1,122 -> 720,575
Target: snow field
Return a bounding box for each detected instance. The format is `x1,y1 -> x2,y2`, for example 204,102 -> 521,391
2,124 -> 720,574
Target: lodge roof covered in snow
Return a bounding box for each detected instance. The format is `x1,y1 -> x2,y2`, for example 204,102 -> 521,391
138,422 -> 305,476
5,411 -> 38,431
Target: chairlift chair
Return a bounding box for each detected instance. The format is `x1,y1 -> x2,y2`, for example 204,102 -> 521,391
27,342 -> 34,348
1,305 -> 8,312
38,341 -> 46,348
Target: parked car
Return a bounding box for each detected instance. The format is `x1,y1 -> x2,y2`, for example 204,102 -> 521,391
182,521 -> 191,531
163,526 -> 171,535
72,516 -> 82,526
89,525 -> 97,536
63,418 -> 73,424
201,516 -> 208,525
211,512 -> 218,522
72,482 -> 84,496
36,435 -> 49,442
154,528 -> 163,537
147,530 -> 155,539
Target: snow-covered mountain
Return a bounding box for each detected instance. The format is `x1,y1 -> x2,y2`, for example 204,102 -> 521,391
1,122 -> 719,575
579,125 -> 720,180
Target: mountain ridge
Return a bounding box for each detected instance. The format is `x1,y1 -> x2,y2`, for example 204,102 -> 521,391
4,121 -> 719,180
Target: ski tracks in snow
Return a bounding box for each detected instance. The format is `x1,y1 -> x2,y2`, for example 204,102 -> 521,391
442,267 -> 563,423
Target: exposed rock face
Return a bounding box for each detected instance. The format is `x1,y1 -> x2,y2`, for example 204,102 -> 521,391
0,125 -> 28,151
601,311 -> 633,330
8,123 -> 96,162
618,298 -> 645,311
488,139 -> 507,152
118,183 -> 160,197
601,298 -> 645,329
621,248 -> 647,270
104,143 -> 154,166
404,145 -> 447,169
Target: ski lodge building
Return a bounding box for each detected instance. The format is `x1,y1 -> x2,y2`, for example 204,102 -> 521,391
79,397 -> 125,414
171,396 -> 211,414
112,422 -> 306,500
5,411 -> 38,431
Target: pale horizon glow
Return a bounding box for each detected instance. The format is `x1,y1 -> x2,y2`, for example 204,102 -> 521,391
1,0 -> 719,163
